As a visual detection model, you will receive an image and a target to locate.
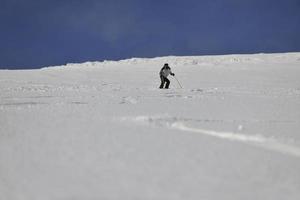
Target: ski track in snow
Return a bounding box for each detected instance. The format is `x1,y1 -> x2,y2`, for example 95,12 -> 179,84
172,123 -> 300,158
123,115 -> 300,158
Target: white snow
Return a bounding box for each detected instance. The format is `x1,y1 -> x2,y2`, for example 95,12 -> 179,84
1,53 -> 300,200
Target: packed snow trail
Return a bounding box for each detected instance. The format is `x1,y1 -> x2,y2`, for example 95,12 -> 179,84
125,115 -> 300,158
171,122 -> 300,157
1,53 -> 300,200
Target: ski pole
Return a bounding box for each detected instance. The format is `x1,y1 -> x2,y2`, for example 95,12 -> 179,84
173,75 -> 183,89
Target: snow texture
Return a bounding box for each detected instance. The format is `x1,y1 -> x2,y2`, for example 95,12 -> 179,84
1,53 -> 300,200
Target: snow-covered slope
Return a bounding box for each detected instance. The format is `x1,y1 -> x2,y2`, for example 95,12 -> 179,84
1,53 -> 300,200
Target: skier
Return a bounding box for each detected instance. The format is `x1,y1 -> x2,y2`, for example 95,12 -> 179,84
159,63 -> 175,89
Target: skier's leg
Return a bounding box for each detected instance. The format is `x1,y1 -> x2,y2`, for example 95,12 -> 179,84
159,75 -> 165,89
165,78 -> 170,89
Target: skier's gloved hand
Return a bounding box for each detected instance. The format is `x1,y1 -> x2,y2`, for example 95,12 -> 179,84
171,73 -> 175,76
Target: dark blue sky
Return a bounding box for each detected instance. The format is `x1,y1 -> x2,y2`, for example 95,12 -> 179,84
1,0 -> 300,69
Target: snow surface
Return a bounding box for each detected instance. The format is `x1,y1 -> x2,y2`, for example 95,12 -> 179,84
1,53 -> 300,200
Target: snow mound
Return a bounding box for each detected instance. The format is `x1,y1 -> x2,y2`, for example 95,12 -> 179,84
41,52 -> 300,70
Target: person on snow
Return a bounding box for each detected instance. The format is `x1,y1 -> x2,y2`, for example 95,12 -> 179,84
159,63 -> 175,89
